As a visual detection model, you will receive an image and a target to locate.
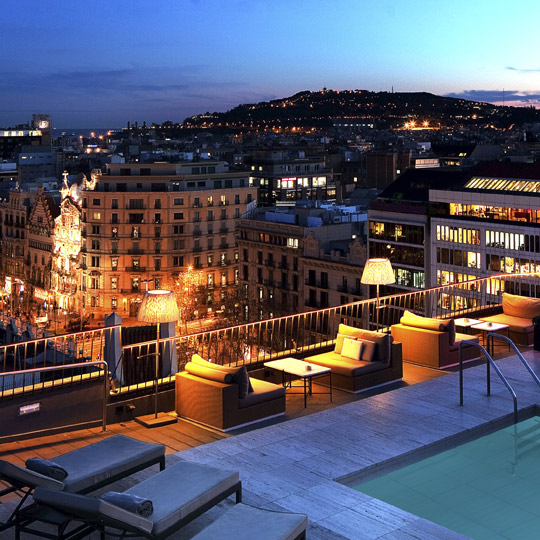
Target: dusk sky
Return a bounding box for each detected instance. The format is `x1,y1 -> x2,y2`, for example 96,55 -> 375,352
2,0 -> 540,128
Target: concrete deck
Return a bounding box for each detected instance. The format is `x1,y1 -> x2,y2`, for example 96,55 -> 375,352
4,350 -> 540,538
168,349 -> 540,539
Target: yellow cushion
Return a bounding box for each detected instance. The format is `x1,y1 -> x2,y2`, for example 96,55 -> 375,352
401,311 -> 456,346
502,292 -> 540,320
341,338 -> 363,361
336,324 -> 392,364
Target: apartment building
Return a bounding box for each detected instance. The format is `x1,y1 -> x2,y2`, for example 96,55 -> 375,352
430,162 -> 540,309
84,161 -> 256,319
367,162 -> 540,307
237,204 -> 367,320
248,149 -> 335,205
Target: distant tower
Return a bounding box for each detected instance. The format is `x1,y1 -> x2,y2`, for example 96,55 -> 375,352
32,113 -> 52,144
60,171 -> 70,200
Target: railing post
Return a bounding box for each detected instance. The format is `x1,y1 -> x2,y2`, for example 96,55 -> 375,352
459,343 -> 463,406
486,334 -> 491,395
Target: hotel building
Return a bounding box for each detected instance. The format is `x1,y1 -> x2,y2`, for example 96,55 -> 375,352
367,162 -> 540,303
83,161 -> 256,320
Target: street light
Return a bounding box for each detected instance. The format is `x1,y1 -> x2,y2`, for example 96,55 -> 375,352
135,290 -> 179,427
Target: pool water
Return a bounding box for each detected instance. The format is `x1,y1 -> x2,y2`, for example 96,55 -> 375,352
354,417 -> 540,540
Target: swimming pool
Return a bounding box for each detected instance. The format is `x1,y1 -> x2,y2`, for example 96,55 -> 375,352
354,416 -> 540,540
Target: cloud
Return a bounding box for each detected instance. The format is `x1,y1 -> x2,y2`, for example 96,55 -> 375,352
445,89 -> 540,107
506,66 -> 540,73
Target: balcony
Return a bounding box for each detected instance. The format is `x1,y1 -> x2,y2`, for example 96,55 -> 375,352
126,266 -> 146,272
305,280 -> 328,289
128,249 -> 143,255
265,259 -> 275,268
219,227 -> 228,234
193,229 -> 202,236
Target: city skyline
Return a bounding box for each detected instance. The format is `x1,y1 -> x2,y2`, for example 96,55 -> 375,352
1,0 -> 540,127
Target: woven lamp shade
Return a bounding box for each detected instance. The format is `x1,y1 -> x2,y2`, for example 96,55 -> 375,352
361,258 -> 395,286
137,290 -> 179,324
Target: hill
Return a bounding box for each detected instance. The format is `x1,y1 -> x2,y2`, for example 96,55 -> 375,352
181,89 -> 540,131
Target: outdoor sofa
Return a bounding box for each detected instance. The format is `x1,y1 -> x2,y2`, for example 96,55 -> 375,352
479,292 -> 540,347
391,310 -> 479,369
301,323 -> 403,393
175,354 -> 286,431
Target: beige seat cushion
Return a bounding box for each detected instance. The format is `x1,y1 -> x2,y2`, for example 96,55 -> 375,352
450,332 -> 479,351
481,313 -> 533,333
307,351 -> 385,377
238,378 -> 285,409
503,292 -> 540,320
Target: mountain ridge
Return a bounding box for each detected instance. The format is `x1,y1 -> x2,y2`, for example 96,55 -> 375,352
180,88 -> 540,131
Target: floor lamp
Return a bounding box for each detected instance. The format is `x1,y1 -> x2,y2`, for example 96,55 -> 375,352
361,258 -> 395,331
136,290 -> 179,428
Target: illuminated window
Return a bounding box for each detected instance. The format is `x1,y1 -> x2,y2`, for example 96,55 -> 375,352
111,277 -> 118,289
287,238 -> 299,249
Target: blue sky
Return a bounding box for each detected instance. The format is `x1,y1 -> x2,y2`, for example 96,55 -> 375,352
1,0 -> 540,127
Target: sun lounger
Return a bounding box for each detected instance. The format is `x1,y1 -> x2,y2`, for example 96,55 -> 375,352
0,435 -> 165,532
30,460 -> 242,539
191,503 -> 308,540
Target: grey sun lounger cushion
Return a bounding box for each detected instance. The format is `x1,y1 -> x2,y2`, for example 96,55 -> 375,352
33,461 -> 240,539
124,460 -> 240,537
52,435 -> 165,493
190,504 -> 308,540
0,435 -> 164,495
25,458 -> 68,481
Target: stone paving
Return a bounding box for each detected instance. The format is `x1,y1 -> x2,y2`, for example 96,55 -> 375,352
170,350 -> 540,539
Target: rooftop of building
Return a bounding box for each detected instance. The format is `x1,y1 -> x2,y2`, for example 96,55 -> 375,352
1,347 -> 535,539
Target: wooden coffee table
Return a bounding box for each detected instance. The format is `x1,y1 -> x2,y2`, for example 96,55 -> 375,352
264,358 -> 332,408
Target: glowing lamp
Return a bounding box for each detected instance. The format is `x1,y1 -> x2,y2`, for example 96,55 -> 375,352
361,258 -> 395,331
137,290 -> 179,422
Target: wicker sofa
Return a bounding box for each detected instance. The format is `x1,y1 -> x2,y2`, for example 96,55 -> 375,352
479,292 -> 540,347
302,324 -> 403,393
391,311 -> 479,369
175,355 -> 286,431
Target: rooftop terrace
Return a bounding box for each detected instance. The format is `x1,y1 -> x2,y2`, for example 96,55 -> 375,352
2,273 -> 540,538
1,347 -> 539,539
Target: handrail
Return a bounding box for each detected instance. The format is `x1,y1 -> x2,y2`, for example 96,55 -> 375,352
459,339 -> 518,423
0,360 -> 109,434
487,332 -> 540,391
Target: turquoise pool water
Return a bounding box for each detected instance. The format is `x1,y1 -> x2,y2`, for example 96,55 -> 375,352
354,417 -> 540,540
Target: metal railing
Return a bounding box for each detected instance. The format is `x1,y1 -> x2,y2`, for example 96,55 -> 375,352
459,337 -> 518,423
2,271 -> 539,404
487,333 -> 540,391
0,326 -> 115,400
